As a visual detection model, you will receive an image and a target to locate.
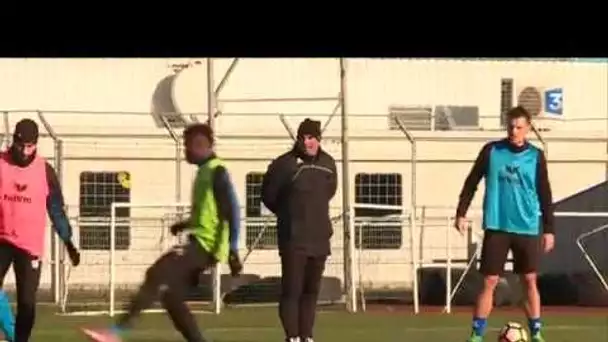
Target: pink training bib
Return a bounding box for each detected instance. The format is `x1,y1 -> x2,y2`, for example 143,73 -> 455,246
0,152 -> 49,257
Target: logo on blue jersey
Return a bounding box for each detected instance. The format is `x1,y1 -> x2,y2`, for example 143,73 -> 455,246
498,164 -> 522,185
544,88 -> 563,116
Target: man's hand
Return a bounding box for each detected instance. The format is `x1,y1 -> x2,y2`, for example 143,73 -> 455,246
454,217 -> 469,236
65,240 -> 80,267
170,221 -> 188,236
228,250 -> 243,277
542,233 -> 555,253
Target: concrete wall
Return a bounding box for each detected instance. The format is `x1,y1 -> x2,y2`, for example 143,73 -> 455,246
0,58 -> 605,292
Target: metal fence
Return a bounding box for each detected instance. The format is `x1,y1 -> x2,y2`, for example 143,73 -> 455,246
1,108 -> 605,316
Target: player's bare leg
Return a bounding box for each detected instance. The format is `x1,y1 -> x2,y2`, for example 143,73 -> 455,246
522,273 -> 540,319
521,273 -> 544,342
467,275 -> 499,342
476,275 -> 500,317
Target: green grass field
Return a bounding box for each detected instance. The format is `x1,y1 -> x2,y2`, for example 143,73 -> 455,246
24,305 -> 608,341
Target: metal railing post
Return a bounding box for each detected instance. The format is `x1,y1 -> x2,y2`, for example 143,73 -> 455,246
37,110 -> 63,305
394,117 -> 419,314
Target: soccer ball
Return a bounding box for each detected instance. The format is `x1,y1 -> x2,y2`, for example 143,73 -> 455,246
498,322 -> 529,342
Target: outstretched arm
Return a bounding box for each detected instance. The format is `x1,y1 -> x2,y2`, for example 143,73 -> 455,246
455,143 -> 491,218
45,163 -> 80,266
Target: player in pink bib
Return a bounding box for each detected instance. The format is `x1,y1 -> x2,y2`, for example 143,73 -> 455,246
0,119 -> 81,342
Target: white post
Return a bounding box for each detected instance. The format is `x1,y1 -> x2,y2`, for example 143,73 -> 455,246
445,216 -> 452,314
109,202 -> 116,317
53,227 -> 60,303
348,206 -> 357,312
213,265 -> 221,314
411,209 -> 420,314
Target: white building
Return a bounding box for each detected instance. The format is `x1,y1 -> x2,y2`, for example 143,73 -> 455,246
0,58 -> 605,306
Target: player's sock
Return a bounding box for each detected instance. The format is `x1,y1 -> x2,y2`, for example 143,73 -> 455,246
471,317 -> 488,336
528,317 -> 542,336
0,291 -> 14,342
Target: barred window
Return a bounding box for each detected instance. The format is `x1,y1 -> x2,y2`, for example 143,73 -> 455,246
354,173 -> 403,249
245,172 -> 277,249
79,171 -> 131,250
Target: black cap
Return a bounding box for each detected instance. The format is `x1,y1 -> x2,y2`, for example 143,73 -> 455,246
13,119 -> 39,144
297,118 -> 321,139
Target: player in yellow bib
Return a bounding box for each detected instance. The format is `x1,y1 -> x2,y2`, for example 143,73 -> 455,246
84,123 -> 243,342
189,157 -> 232,263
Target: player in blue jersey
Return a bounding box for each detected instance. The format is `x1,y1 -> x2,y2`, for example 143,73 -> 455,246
0,290 -> 14,342
455,106 -> 555,342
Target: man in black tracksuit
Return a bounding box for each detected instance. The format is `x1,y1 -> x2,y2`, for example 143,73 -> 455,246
262,119 -> 337,342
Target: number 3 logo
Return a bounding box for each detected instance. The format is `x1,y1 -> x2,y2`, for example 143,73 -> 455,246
544,88 -> 563,115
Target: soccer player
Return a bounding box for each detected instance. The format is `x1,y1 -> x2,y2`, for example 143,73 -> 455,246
455,107 -> 555,342
0,118 -> 81,342
262,118 -> 337,342
83,122 -> 243,342
0,290 -> 15,342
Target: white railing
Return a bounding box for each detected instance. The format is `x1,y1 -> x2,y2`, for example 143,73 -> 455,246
59,204 -> 608,317
441,211 -> 608,314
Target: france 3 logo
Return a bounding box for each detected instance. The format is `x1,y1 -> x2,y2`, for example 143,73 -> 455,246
544,88 -> 563,116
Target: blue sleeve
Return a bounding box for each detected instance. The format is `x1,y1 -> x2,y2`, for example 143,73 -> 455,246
45,163 -> 73,243
212,166 -> 241,251
225,173 -> 241,251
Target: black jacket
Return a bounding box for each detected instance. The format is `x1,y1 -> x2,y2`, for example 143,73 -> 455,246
261,146 -> 337,256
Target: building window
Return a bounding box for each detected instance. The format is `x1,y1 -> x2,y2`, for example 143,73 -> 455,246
245,172 -> 277,249
434,105 -> 480,130
388,106 -> 432,131
79,171 -> 131,250
500,78 -> 514,127
354,173 -> 403,249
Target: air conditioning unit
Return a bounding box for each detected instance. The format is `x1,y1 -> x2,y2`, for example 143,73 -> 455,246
514,80 -> 564,130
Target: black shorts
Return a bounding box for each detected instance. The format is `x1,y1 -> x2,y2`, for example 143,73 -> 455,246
479,230 -> 541,276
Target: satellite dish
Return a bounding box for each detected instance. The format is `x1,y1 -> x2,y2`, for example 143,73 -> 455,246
517,86 -> 543,117
150,74 -> 188,128
172,63 -> 210,120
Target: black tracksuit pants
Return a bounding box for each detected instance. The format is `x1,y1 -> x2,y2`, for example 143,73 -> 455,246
117,235 -> 215,342
279,249 -> 327,339
0,242 -> 42,342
